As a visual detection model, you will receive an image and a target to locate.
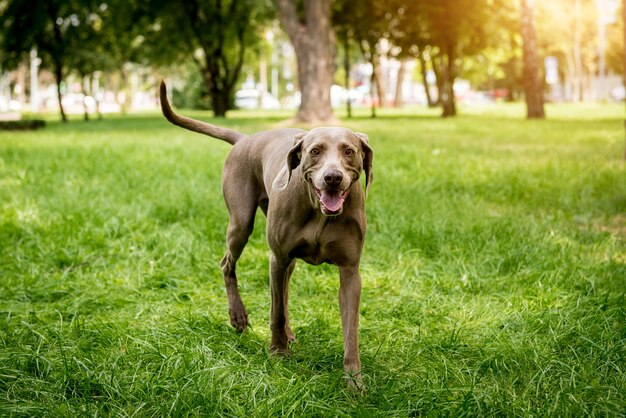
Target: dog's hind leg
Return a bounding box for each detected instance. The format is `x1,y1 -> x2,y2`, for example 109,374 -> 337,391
220,181 -> 259,332
284,260 -> 296,342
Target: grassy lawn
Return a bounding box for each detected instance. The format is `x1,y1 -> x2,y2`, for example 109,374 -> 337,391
1,103 -> 625,416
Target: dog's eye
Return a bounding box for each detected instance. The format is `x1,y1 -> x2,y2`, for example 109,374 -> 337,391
345,148 -> 355,156
310,148 -> 320,156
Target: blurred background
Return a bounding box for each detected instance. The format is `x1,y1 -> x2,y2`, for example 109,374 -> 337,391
0,0 -> 623,122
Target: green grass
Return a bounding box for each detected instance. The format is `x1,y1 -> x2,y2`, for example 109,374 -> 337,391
1,103 -> 625,416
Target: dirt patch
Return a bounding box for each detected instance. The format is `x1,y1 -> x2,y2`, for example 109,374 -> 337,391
592,214 -> 626,236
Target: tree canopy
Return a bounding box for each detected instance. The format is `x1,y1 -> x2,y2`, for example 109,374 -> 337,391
0,0 -> 621,120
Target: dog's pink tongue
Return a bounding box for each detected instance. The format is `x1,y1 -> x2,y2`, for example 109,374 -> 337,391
320,191 -> 344,212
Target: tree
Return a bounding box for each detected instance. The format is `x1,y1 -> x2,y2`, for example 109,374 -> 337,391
0,0 -> 122,121
333,19 -> 354,118
98,0 -> 151,115
467,0 -> 523,102
335,0 -> 390,118
387,0 -> 491,117
534,0 -> 598,102
425,0 -> 491,117
276,0 -> 335,123
65,2 -> 117,120
521,0 -> 545,118
141,0 -> 271,117
387,0 -> 438,107
0,0 -> 79,122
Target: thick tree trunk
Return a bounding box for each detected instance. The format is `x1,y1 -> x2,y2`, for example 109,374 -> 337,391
211,90 -> 230,118
277,0 -> 335,123
521,0 -> 545,119
292,44 -> 333,122
200,65 -> 233,118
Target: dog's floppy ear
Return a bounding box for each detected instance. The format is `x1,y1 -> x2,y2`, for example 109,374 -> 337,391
272,132 -> 306,192
355,132 -> 373,196
287,132 -> 306,172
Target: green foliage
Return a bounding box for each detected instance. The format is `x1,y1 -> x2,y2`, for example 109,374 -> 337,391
140,0 -> 273,115
1,104 -> 625,415
171,62 -> 212,110
0,0 -> 145,120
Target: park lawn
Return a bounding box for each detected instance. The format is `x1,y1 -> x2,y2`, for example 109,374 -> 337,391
0,103 -> 625,416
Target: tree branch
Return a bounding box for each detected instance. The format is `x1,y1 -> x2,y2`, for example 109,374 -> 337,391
276,0 -> 306,46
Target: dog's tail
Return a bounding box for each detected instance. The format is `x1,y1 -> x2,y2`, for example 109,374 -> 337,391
159,80 -> 247,145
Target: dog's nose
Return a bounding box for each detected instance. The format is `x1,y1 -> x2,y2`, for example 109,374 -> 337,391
324,170 -> 343,187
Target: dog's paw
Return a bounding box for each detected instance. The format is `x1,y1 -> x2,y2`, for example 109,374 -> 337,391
228,304 -> 248,332
286,326 -> 296,343
269,344 -> 291,357
345,372 -> 365,393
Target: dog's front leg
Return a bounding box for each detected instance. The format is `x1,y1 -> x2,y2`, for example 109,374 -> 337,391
339,265 -> 363,390
269,254 -> 295,354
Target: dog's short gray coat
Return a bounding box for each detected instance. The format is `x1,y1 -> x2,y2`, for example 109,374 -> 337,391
160,82 -> 372,389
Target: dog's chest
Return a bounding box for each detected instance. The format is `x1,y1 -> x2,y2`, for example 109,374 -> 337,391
287,219 -> 355,266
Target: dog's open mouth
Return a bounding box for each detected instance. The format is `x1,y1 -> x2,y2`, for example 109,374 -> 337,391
314,188 -> 350,215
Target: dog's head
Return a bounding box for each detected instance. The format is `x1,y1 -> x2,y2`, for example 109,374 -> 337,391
276,127 -> 373,216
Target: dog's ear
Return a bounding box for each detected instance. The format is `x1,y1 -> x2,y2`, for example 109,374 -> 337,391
355,132 -> 373,196
273,132 -> 306,192
287,132 -> 306,172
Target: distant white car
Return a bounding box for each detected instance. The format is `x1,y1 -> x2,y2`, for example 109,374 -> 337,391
61,94 -> 96,113
610,85 -> 625,101
235,89 -> 280,110
0,96 -> 22,112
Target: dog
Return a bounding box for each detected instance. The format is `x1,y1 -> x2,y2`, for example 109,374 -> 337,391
159,81 -> 372,389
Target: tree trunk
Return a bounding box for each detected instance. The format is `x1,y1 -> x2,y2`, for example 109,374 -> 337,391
521,0 -> 545,119
432,54 -> 444,106
418,51 -> 436,107
373,53 -> 386,108
89,73 -> 103,120
16,64 -> 27,107
370,65 -> 377,118
81,75 -> 90,122
211,90 -> 229,118
623,0 -> 626,160
441,43 -> 457,118
393,59 -> 406,108
277,0 -> 335,123
53,65 -> 67,123
118,66 -> 129,116
200,66 -> 231,118
573,0 -> 583,102
357,38 -> 378,118
565,50 -> 575,101
343,33 -> 352,119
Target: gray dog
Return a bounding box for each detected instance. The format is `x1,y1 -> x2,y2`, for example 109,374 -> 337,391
160,82 -> 372,389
